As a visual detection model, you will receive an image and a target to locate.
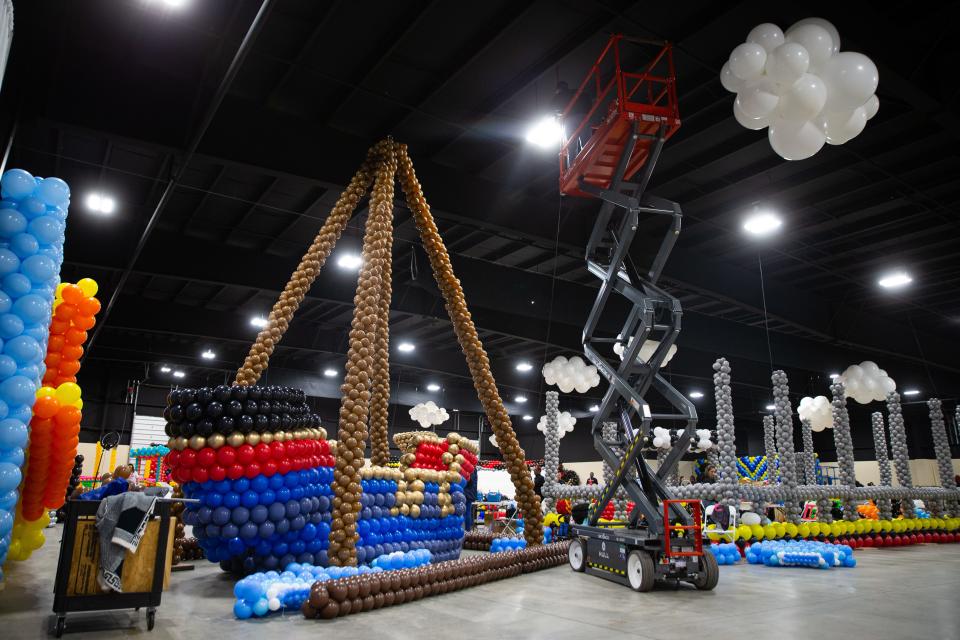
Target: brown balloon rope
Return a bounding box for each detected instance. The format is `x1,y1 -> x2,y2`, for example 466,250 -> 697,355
233,148 -> 380,386
394,143 -> 543,546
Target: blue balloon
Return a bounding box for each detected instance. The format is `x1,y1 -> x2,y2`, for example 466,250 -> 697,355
9,234 -> 37,258
18,198 -> 45,220
0,419 -> 27,449
23,323 -> 48,342
27,216 -> 61,245
0,509 -> 12,536
0,375 -> 36,405
232,506 -> 250,525
0,292 -> 10,316
0,489 -> 17,510
233,600 -> 253,620
212,506 -> 231,526
0,447 -> 23,467
0,462 -> 21,492
2,273 -> 31,298
0,315 -> 23,340
37,178 -> 70,207
0,250 -> 19,276
0,209 -> 27,237
4,335 -> 42,365
20,255 -> 56,283
1,170 -> 35,200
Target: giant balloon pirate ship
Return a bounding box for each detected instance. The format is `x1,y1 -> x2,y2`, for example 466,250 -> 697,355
162,140 -> 541,573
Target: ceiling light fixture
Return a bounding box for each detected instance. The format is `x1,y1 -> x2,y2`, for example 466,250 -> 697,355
201,349 -> 216,360
250,316 -> 268,328
589,405 -> 600,412
743,211 -> 782,236
160,365 -> 171,373
85,192 -> 116,215
515,395 -> 527,403
689,391 -> 704,399
173,371 -> 186,378
829,372 -> 840,379
522,415 -> 533,421
765,404 -> 776,411
323,368 -> 337,377
902,389 -> 920,396
336,253 -> 362,271
426,383 -> 441,392
525,115 -> 563,148
878,270 -> 912,289
515,362 -> 533,372
397,342 -> 415,353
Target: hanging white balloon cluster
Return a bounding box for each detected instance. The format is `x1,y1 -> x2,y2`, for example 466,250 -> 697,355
839,360 -> 896,404
652,426 -> 714,451
541,355 -> 601,394
694,428 -> 715,452
652,426 -> 672,449
613,336 -> 678,366
537,411 -> 575,439
721,18 -> 879,160
408,401 -> 450,428
798,395 -> 833,431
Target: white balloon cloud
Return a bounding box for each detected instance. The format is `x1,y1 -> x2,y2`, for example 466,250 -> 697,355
798,395 -> 833,431
537,411 -> 576,439
652,426 -> 672,449
408,401 -> 450,428
722,17 -> 879,160
542,355 -> 600,394
613,336 -> 678,367
839,360 -> 896,404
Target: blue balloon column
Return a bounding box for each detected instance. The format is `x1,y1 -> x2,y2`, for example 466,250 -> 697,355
0,169 -> 70,582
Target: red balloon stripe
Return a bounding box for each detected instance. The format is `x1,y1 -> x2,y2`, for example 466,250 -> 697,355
165,439 -> 333,484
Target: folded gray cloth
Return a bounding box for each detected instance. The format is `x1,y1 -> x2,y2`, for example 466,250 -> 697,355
95,493 -> 157,592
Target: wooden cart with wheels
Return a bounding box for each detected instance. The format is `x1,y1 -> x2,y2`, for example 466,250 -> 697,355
51,498 -> 181,637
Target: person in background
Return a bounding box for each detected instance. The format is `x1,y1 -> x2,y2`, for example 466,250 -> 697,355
700,464 -> 718,484
585,472 -> 598,486
533,465 -> 545,498
72,464 -> 134,501
464,468 -> 478,531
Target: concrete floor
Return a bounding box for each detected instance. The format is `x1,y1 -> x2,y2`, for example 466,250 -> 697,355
2,526 -> 960,640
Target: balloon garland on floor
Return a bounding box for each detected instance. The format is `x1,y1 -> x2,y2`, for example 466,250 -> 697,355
0,169 -> 71,582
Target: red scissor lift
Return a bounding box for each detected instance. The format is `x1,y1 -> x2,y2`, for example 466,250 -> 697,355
562,36 -> 717,592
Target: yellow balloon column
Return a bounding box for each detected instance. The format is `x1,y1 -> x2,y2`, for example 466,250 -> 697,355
7,279 -> 99,561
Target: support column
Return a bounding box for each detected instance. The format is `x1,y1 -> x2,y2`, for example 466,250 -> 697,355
713,357 -> 737,509
886,392 -> 915,517
928,399 -> 957,516
541,391 -> 560,513
870,412 -> 893,520
762,415 -> 778,484
829,382 -> 858,521
771,370 -> 801,524
800,418 -> 816,486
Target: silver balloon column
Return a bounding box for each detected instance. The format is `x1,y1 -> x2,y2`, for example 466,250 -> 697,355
829,382 -> 859,520
542,391 -> 560,513
928,399 -> 957,516
762,415 -> 778,483
713,358 -> 738,508
800,418 -> 816,486
771,370 -> 801,523
886,391 -> 915,517
870,411 -> 893,520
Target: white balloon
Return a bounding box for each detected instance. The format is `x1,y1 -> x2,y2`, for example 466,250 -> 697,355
822,106 -> 867,145
737,78 -> 780,118
746,23 -> 785,52
768,118 -> 826,160
776,73 -> 826,122
729,42 -> 767,80
720,61 -> 744,93
788,17 -> 840,55
820,52 -> 879,112
785,24 -> 834,70
863,94 -> 879,119
765,42 -> 810,86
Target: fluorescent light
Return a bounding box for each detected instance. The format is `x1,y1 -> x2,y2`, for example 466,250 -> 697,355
515,395 -> 527,403
201,349 -> 216,360
173,371 -> 186,378
250,316 -> 268,328
164,0 -> 188,7
689,391 -> 704,399
765,404 -> 776,411
397,342 -> 415,353
903,389 -> 920,396
323,368 -> 337,377
525,115 -> 563,148
85,192 -> 116,214
878,271 -> 912,289
522,415 -> 533,421
743,211 -> 782,236
589,405 -> 600,412
515,362 -> 533,372
426,383 -> 441,392
160,365 -> 171,373
829,372 -> 840,379
336,253 -> 362,271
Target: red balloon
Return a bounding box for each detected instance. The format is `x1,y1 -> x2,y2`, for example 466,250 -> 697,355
244,463 -> 261,479
861,536 -> 873,548
192,467 -> 209,483
209,465 -> 226,482
164,450 -> 180,467
261,461 -> 278,477
226,464 -> 244,480
255,443 -> 272,463
216,447 -> 236,467
179,449 -> 197,468
277,459 -> 291,476
236,444 -> 255,465
197,448 -> 216,467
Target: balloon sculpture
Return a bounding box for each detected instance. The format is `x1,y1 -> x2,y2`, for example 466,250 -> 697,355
0,169 -> 71,582
721,18 -> 879,160
7,279 -> 99,561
